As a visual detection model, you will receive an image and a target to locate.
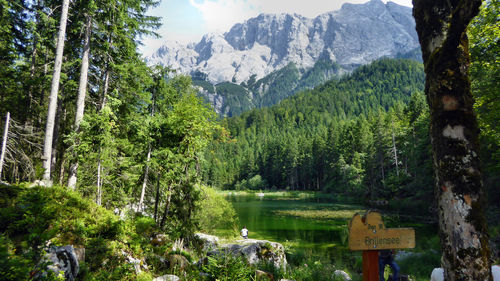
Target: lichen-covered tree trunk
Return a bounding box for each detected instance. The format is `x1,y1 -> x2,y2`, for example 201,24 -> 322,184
42,0 -> 70,182
413,0 -> 492,280
68,15 -> 93,189
0,112 -> 10,179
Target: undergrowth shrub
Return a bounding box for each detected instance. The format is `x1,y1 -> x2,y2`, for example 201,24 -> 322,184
202,253 -> 255,281
397,251 -> 440,281
195,185 -> 239,237
0,184 -> 160,280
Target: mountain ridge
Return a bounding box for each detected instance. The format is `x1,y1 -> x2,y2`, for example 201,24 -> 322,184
148,0 -> 419,85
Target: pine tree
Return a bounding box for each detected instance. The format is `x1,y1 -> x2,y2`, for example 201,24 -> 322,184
42,0 -> 70,183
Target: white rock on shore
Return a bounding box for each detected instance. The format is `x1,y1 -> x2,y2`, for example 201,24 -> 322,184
221,239 -> 287,269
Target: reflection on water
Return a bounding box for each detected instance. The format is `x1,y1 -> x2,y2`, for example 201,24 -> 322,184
226,194 -> 361,261
223,193 -> 439,280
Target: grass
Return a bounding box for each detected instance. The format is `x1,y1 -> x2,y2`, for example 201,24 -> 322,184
219,190 -> 316,199
274,209 -> 366,221
219,189 -> 365,205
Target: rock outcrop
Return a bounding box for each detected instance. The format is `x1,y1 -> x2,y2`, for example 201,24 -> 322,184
122,250 -> 148,274
333,269 -> 352,280
153,274 -> 180,281
220,239 -> 287,269
431,266 -> 500,281
37,245 -> 79,281
195,233 -> 220,252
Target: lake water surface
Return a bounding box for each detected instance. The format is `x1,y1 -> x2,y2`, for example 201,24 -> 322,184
226,194 -> 365,262
225,193 -> 440,280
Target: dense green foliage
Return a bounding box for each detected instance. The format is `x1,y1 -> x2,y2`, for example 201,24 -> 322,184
0,0 -> 222,235
202,58 -> 432,211
469,0 -> 500,208
194,186 -> 239,236
194,59 -> 341,117
0,183 -> 155,280
201,254 -> 256,281
0,0 -> 499,279
0,1 -> 225,278
1,183 -> 245,280
213,82 -> 254,116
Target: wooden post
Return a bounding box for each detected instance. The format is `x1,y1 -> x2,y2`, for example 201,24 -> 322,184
363,250 -> 379,281
0,112 -> 10,180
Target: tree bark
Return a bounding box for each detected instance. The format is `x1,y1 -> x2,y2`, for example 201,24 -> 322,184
68,15 -> 92,189
97,154 -> 102,206
0,112 -> 11,180
154,175 -> 161,221
138,93 -> 156,212
391,129 -> 399,177
138,147 -> 151,211
51,98 -> 63,178
413,0 -> 492,280
42,0 -> 70,183
160,183 -> 173,230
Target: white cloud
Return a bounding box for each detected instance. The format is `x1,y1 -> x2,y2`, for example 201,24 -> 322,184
189,0 -> 413,29
248,0 -> 364,18
248,0 -> 412,17
188,0 -> 260,34
139,0 -> 414,55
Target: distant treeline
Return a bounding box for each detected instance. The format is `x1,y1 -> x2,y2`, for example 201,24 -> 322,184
201,55 -> 499,214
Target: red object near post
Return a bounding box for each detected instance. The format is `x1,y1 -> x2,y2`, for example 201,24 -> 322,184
362,250 -> 379,281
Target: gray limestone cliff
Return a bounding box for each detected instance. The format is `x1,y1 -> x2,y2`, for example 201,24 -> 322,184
147,0 -> 418,85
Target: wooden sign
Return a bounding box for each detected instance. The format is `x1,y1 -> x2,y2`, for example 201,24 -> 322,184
348,211 -> 415,250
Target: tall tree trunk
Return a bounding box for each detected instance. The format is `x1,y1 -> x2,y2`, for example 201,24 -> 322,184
100,37 -> 113,110
391,131 -> 399,177
28,27 -> 38,119
138,147 -> 151,211
391,122 -> 399,177
413,1 -> 492,280
42,0 -> 70,183
51,98 -> 63,178
68,15 -> 92,189
138,93 -> 156,212
154,175 -> 161,221
96,152 -> 102,206
160,183 -> 173,230
59,158 -> 65,185
94,51 -> 111,206
0,112 -> 10,180
101,69 -> 110,109
27,0 -> 43,125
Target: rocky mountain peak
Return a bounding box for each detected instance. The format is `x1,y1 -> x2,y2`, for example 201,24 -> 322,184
147,1 -> 418,84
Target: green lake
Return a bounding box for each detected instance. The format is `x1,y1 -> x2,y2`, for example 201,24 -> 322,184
225,193 -> 440,271
226,193 -> 365,262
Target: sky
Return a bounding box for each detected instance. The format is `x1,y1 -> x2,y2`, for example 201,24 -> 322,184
139,0 -> 413,56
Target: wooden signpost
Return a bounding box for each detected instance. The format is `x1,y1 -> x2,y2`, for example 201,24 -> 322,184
348,211 -> 415,281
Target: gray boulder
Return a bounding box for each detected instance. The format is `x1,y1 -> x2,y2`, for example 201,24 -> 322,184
221,239 -> 287,269
333,269 -> 351,280
121,250 -> 148,274
195,233 -> 220,252
38,245 -> 79,281
153,274 -> 180,281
